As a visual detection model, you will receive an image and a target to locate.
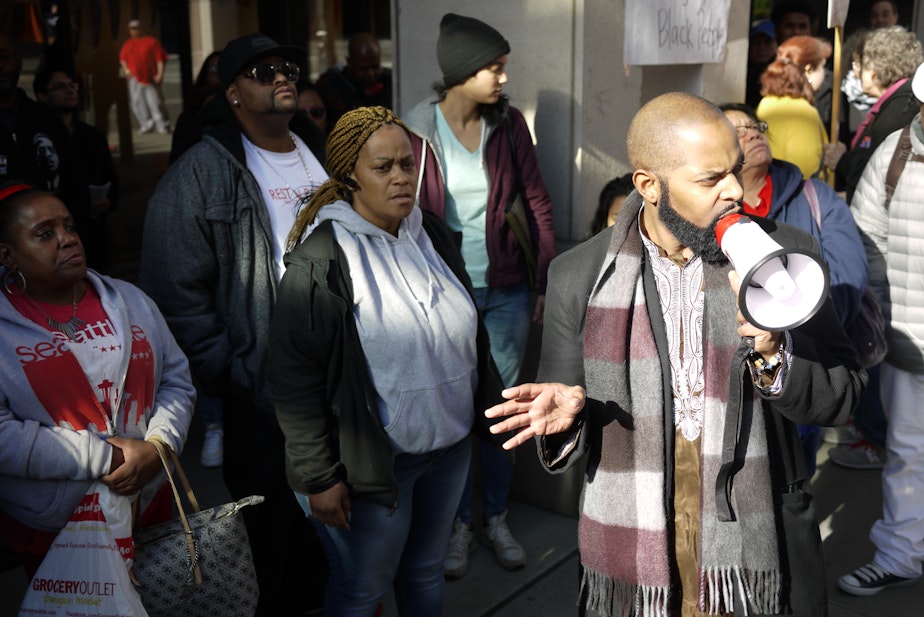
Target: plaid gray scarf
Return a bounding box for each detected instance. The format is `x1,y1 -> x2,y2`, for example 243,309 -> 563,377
579,203 -> 782,616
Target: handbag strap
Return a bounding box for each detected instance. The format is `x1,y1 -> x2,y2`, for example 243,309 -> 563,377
414,138 -> 427,205
146,436 -> 203,585
147,435 -> 201,513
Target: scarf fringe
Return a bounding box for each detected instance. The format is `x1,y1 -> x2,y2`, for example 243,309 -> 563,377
701,566 -> 782,616
581,566 -> 669,617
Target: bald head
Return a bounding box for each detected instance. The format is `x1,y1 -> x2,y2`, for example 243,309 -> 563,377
346,32 -> 383,89
627,92 -> 730,178
348,33 -> 381,60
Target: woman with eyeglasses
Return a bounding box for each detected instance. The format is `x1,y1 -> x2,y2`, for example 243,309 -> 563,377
756,35 -> 833,182
720,102 -> 868,477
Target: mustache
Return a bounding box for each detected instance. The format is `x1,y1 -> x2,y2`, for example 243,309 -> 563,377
713,203 -> 742,225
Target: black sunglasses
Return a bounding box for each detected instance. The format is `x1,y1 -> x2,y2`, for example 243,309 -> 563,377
241,62 -> 300,85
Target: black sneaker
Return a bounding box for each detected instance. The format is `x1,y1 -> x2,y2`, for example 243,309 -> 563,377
838,563 -> 922,596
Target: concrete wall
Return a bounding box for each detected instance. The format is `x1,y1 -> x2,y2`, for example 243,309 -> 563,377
393,0 -> 751,245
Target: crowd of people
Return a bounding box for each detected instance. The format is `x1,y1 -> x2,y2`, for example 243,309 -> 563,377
1,2 -> 923,616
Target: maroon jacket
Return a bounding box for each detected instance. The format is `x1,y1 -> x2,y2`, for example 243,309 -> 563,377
405,100 -> 556,293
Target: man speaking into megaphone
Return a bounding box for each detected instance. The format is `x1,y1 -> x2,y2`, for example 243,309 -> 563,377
482,92 -> 866,617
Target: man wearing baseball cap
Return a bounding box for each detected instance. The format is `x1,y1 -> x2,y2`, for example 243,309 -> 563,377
140,32 -> 329,615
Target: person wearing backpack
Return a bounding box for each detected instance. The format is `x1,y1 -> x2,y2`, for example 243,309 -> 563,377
838,65 -> 924,597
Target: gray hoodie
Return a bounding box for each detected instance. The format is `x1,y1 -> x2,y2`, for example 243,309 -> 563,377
316,202 -> 478,454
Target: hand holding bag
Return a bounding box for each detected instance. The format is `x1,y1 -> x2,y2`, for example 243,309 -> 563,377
131,437 -> 264,617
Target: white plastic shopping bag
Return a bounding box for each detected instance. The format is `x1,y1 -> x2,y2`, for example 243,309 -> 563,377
19,481 -> 149,617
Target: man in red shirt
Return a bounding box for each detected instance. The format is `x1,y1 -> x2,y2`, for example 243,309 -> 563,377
119,19 -> 169,134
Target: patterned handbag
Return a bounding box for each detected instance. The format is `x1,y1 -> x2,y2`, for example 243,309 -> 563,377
132,437 -> 264,617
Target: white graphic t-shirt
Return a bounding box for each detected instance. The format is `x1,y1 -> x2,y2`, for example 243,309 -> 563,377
8,285 -> 158,437
244,133 -> 328,280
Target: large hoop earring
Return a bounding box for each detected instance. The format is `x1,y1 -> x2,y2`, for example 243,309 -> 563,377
3,269 -> 26,295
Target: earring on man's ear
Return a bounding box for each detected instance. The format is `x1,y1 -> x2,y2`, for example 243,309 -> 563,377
232,99 -> 239,106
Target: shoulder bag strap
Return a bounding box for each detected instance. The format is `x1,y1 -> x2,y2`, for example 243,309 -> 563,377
883,124 -> 924,211
415,138 -> 427,205
145,435 -> 203,585
802,179 -> 822,232
504,117 -> 524,212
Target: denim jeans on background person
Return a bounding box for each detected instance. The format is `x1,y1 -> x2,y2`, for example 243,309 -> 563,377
456,283 -> 531,523
198,392 -> 223,425
297,437 -> 471,616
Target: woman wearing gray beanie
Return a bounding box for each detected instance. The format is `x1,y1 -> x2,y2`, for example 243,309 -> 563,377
404,12 -> 557,580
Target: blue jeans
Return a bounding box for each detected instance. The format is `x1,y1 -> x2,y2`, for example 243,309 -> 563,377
198,392 -> 223,427
297,437 -> 471,616
457,283 -> 531,523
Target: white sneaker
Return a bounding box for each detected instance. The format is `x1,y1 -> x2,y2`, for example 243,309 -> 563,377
200,425 -> 223,468
444,518 -> 475,579
482,512 -> 526,570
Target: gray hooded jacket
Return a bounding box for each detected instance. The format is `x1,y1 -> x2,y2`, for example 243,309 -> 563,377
139,97 -> 326,413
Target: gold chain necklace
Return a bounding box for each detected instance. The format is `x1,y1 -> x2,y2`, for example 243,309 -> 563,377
22,285 -> 85,341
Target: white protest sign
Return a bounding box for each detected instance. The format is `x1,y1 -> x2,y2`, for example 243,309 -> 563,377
828,0 -> 850,28
624,0 -> 732,65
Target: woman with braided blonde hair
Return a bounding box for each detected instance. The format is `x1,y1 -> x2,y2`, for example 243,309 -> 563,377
270,106 -> 505,615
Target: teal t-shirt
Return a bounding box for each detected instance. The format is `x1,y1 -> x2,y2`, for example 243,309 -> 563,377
435,104 -> 490,287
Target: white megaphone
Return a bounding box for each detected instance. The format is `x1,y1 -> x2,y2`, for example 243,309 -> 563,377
715,214 -> 829,331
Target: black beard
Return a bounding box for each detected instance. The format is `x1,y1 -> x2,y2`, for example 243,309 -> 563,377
657,181 -> 729,265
